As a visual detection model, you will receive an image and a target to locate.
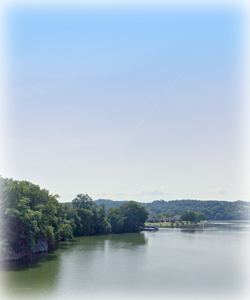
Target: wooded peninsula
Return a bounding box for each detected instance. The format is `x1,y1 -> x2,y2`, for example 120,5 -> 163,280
0,176 -> 249,261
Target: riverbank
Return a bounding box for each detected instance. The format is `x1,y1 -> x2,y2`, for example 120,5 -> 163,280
2,221 -> 249,300
0,216 -> 50,262
144,221 -> 214,228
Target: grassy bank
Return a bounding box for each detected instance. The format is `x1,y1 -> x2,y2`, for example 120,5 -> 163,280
144,221 -> 203,228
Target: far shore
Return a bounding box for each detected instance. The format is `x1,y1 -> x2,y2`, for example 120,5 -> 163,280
144,221 -> 213,229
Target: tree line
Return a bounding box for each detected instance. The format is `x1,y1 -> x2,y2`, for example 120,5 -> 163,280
0,177 -> 148,255
147,210 -> 208,223
1,176 -> 250,258
95,199 -> 250,220
145,200 -> 250,220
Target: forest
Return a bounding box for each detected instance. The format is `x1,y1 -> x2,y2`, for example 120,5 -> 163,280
0,176 -> 148,259
95,199 -> 250,220
1,176 -> 250,260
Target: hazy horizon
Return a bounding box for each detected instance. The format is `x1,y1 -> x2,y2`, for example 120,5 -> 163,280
0,2 -> 249,203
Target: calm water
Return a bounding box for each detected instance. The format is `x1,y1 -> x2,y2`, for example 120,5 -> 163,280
1,221 -> 250,300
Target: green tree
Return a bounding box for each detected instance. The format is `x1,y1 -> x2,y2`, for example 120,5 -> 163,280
72,194 -> 97,211
71,194 -> 97,235
94,203 -> 110,234
106,207 -> 125,233
0,177 -> 74,250
181,210 -> 197,222
195,212 -> 208,221
119,201 -> 148,233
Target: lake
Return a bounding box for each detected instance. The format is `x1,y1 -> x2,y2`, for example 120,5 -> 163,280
1,221 -> 250,300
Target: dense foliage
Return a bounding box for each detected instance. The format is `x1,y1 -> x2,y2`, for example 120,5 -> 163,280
0,177 -> 148,257
63,194 -> 110,236
107,201 -> 148,233
1,175 -> 249,260
146,200 -> 250,220
180,211 -> 208,222
95,199 -> 250,220
0,177 -> 74,252
94,199 -> 129,211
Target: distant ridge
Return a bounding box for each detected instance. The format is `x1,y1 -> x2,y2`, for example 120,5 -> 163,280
62,199 -> 250,220
94,199 -> 146,211
94,199 -> 129,210
93,199 -> 250,220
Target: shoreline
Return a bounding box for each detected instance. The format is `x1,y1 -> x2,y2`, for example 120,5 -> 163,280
144,221 -> 214,229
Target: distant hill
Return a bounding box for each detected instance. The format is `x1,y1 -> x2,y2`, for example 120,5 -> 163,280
94,199 -> 147,211
93,199 -> 250,220
144,199 -> 250,220
94,199 -> 128,210
62,199 -> 250,220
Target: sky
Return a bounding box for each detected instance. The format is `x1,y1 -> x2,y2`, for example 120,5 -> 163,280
0,1 -> 249,203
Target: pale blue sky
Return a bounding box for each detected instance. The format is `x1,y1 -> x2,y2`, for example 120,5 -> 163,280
1,4 -> 247,202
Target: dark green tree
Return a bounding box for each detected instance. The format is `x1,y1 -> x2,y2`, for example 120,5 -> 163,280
0,177 -> 74,253
94,203 -> 110,234
106,207 -> 125,233
72,194 -> 97,211
119,201 -> 148,233
195,212 -> 208,221
181,210 -> 197,222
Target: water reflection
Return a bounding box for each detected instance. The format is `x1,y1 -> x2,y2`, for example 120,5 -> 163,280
1,223 -> 250,300
1,239 -> 78,272
72,234 -> 106,252
2,253 -> 61,296
107,233 -> 147,249
0,251 -> 49,272
181,228 -> 202,234
212,221 -> 250,232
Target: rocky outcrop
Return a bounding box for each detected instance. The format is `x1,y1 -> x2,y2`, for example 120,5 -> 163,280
0,216 -> 49,261
31,232 -> 49,253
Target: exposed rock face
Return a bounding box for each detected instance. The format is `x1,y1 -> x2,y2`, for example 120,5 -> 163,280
31,232 -> 49,253
1,216 -> 48,261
